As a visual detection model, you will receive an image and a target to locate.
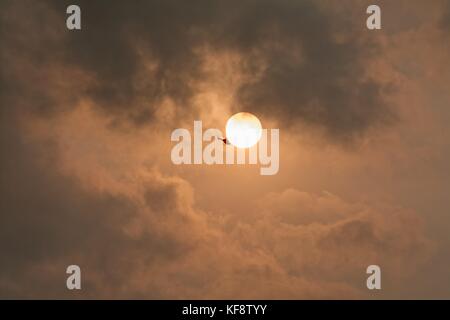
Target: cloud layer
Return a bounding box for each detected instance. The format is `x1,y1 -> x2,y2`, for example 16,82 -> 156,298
1,0 -> 449,298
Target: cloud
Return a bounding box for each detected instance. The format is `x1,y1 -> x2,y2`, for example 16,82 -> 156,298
224,1 -> 395,141
440,0 -> 450,31
0,122 -> 202,297
0,118 -> 433,299
2,0 -> 395,141
0,0 -> 445,299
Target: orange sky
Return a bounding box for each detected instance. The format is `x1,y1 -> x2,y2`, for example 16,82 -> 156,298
1,0 -> 450,298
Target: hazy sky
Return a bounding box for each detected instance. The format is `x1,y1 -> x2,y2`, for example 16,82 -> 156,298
1,0 -> 450,298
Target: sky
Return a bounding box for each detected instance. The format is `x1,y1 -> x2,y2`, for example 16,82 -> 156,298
1,0 -> 450,299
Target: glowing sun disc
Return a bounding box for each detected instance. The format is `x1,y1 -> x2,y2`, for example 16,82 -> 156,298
226,112 -> 262,148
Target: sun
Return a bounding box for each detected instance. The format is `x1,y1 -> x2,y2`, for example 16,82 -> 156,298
226,112 -> 262,148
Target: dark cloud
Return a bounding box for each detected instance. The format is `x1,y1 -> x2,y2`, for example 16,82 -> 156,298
50,0 -> 217,124
2,0 -> 393,139
440,0 -> 450,31
224,0 -> 394,141
0,0 -> 445,299
0,114 -> 194,298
